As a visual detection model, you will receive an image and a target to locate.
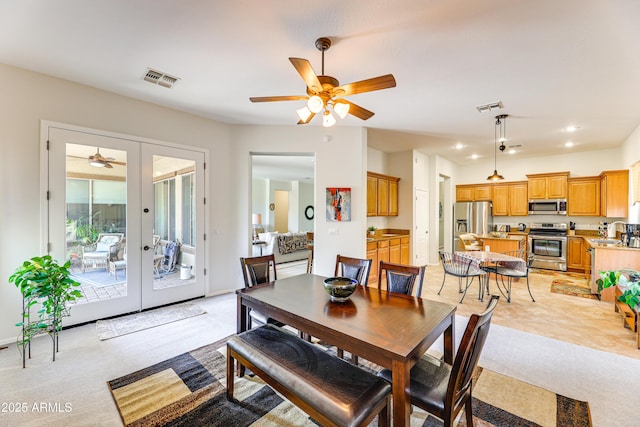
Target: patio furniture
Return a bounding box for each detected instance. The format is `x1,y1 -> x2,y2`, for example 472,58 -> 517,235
81,233 -> 124,273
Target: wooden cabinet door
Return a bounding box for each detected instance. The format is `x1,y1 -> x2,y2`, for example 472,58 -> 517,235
389,180 -> 399,216
527,177 -> 547,199
377,178 -> 389,216
492,184 -> 509,216
367,175 -> 378,216
377,241 -> 390,265
568,178 -> 600,216
474,185 -> 493,201
567,237 -> 585,271
456,185 -> 474,202
600,170 -> 629,218
509,182 -> 529,216
367,242 -> 378,284
389,238 -> 401,263
547,174 -> 567,198
400,237 -> 410,265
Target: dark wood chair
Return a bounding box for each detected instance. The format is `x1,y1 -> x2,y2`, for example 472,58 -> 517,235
377,261 -> 426,297
438,251 -> 487,303
378,295 -> 500,427
493,250 -> 535,303
334,255 -> 372,286
239,255 -> 281,328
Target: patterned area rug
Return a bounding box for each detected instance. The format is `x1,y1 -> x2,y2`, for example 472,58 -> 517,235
107,337 -> 592,426
96,302 -> 206,340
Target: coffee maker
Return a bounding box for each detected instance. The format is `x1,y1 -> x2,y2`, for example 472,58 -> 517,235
623,224 -> 640,248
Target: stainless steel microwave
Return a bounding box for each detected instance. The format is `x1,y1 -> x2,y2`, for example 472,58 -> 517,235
528,199 -> 567,215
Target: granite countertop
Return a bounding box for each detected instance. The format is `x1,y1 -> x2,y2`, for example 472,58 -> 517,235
366,229 -> 410,242
477,233 -> 525,240
581,235 -> 640,251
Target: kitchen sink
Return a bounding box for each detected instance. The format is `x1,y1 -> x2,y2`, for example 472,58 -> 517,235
381,233 -> 398,237
590,238 -> 622,245
366,238 -> 374,241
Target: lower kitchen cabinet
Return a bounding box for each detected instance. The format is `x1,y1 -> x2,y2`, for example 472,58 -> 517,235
567,237 -> 586,272
367,236 -> 411,284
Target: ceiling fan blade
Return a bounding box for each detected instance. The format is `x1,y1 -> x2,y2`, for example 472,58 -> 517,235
109,161 -> 126,166
297,112 -> 316,125
250,95 -> 308,102
334,74 -> 396,97
289,58 -> 323,93
104,162 -> 113,169
340,100 -> 375,120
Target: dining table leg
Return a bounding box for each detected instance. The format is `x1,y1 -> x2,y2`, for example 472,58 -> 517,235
391,359 -> 411,427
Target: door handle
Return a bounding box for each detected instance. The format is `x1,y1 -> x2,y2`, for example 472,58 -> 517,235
143,245 -> 150,251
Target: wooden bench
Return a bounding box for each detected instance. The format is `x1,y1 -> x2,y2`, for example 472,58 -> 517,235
227,324 -> 391,427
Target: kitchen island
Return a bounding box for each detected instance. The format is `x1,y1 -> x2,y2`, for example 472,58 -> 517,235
584,237 -> 640,301
476,233 -> 526,256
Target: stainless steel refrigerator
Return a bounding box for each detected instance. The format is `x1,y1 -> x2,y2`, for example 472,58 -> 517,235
453,201 -> 493,251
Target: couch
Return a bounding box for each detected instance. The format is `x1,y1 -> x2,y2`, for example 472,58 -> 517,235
258,232 -> 310,264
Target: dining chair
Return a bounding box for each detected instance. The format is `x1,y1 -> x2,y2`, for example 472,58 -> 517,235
493,250 -> 535,303
377,261 -> 426,297
459,233 -> 482,251
239,255 -> 282,328
334,255 -> 372,286
438,251 -> 487,303
378,295 -> 499,427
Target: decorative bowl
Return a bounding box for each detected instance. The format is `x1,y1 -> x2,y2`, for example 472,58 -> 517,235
323,277 -> 358,302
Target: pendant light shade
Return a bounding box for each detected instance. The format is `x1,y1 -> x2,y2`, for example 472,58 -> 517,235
487,114 -> 508,181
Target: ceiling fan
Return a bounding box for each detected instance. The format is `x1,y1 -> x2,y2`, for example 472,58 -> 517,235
250,37 -> 396,127
86,147 -> 125,168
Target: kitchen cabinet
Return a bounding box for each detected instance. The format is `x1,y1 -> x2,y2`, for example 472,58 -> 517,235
455,184 -> 493,202
400,236 -> 410,264
526,172 -> 569,199
389,238 -> 401,263
599,170 -> 629,218
366,241 -> 378,283
367,172 -> 400,217
567,177 -> 600,216
367,235 -> 411,283
567,237 -> 586,272
492,181 -> 528,216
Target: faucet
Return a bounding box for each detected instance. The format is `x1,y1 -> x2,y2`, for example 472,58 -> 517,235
607,221 -> 625,239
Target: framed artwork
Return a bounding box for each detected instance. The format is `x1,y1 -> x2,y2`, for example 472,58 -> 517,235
326,187 -> 351,221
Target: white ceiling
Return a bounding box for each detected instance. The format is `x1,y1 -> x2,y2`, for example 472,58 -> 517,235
2,0 -> 639,169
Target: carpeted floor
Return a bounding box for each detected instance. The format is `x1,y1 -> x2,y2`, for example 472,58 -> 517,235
108,336 -> 592,427
96,302 -> 206,340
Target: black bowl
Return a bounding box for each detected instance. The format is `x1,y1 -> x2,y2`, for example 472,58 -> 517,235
323,277 -> 358,302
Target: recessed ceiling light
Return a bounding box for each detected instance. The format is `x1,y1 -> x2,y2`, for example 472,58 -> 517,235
508,149 -> 516,154
455,143 -> 464,150
565,141 -> 575,147
564,126 -> 580,132
471,154 -> 479,160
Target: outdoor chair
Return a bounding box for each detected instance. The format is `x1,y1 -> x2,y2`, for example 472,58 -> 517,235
377,261 -> 426,297
378,295 -> 499,427
239,255 -> 283,329
438,251 -> 487,303
81,233 -> 124,273
493,250 -> 535,303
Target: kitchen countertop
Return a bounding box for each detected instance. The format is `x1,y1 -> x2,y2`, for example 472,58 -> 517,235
582,236 -> 640,251
477,233 -> 526,240
366,229 -> 410,243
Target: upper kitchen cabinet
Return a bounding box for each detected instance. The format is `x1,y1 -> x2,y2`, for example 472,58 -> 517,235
367,171 -> 400,217
455,184 -> 493,202
567,176 -> 600,216
492,181 -> 528,216
599,170 -> 629,218
526,172 -> 569,199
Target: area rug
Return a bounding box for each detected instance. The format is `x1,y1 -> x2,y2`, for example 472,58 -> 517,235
550,279 -> 598,300
107,337 -> 592,427
96,302 -> 206,340
71,269 -> 126,287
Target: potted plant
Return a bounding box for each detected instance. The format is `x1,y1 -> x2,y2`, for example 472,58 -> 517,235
596,269 -> 640,310
8,255 -> 83,367
367,226 -> 377,236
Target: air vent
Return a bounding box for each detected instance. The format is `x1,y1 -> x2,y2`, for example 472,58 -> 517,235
475,101 -> 504,113
143,68 -> 180,89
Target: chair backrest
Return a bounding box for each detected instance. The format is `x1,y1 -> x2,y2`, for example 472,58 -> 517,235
377,261 -> 426,297
334,255 -> 372,286
439,251 -> 473,277
95,233 -> 124,254
240,254 -> 277,287
447,295 -> 499,415
459,233 -> 481,251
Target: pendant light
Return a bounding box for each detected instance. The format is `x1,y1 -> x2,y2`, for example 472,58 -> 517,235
487,114 -> 507,181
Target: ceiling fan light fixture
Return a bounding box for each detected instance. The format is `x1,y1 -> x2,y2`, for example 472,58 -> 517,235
296,106 -> 312,122
307,95 -> 324,113
333,101 -> 350,119
89,159 -> 106,168
322,110 -> 336,127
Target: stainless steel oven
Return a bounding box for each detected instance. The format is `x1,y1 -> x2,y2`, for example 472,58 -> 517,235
527,223 -> 568,271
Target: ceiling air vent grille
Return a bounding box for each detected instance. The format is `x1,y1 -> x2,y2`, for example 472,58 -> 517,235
475,101 -> 503,113
143,68 -> 180,89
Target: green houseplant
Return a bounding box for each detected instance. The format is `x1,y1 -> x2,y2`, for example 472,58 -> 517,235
596,269 -> 640,310
8,255 -> 83,367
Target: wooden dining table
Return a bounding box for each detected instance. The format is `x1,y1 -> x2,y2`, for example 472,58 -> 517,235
236,273 -> 457,426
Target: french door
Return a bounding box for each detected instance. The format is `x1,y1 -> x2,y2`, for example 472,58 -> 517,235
45,123 -> 205,324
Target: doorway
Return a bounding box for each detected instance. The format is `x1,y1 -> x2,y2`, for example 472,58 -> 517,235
45,124 -> 206,324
